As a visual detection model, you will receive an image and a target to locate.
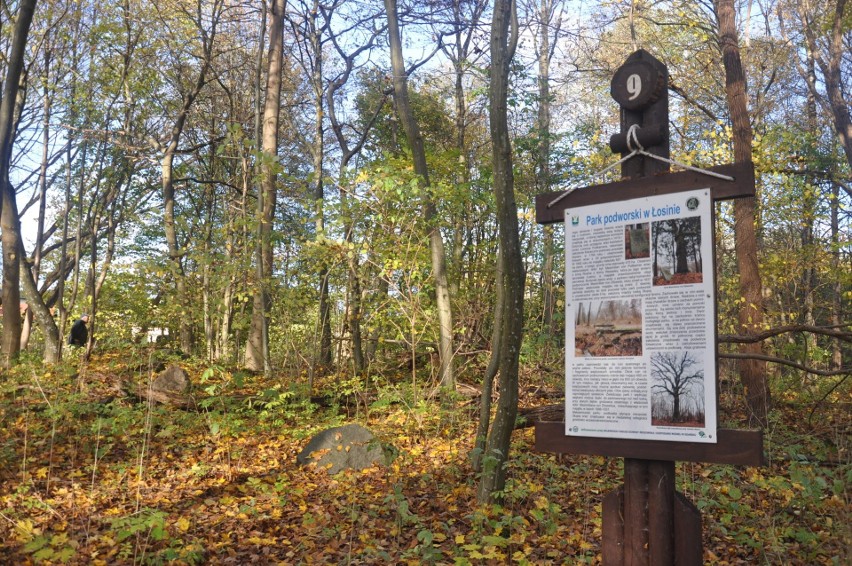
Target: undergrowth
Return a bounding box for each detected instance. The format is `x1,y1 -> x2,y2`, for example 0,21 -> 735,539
0,348 -> 848,564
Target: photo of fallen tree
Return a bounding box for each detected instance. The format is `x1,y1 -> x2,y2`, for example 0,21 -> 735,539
574,299 -> 643,357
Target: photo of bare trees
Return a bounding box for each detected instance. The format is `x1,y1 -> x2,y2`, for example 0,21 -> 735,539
651,217 -> 703,285
650,351 -> 706,426
574,299 -> 642,357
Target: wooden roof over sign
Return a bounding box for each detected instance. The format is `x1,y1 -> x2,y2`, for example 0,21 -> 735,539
535,162 -> 755,225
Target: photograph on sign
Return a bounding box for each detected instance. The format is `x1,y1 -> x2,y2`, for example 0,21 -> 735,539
564,189 -> 717,443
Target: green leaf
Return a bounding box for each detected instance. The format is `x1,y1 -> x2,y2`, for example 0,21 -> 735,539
33,547 -> 55,560
23,536 -> 48,553
481,535 -> 509,547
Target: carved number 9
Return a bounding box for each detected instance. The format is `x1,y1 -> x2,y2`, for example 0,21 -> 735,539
627,74 -> 642,100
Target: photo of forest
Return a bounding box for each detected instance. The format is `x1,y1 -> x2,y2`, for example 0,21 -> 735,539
574,299 -> 642,357
624,223 -> 650,259
651,217 -> 703,286
650,350 -> 706,427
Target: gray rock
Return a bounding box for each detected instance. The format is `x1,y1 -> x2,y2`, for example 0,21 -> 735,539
297,424 -> 386,474
152,364 -> 190,394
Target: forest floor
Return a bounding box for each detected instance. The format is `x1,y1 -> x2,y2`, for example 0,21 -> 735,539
0,348 -> 849,565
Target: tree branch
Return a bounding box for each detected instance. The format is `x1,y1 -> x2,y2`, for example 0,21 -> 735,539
719,323 -> 851,344
719,352 -> 850,377
669,82 -> 719,122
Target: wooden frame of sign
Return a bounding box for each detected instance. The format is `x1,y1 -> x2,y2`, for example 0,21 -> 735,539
534,161 -> 764,466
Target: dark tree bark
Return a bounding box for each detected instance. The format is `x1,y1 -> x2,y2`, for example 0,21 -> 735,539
715,0 -> 771,425
478,0 -> 523,503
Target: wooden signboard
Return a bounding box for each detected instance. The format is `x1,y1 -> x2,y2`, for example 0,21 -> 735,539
533,50 -> 764,566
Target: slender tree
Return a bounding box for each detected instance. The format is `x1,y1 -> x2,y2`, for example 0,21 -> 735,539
793,0 -> 852,172
152,0 -> 224,354
245,0 -> 274,371
0,0 -> 38,368
478,0 -> 522,503
531,0 -> 562,336
714,0 -> 771,425
326,9 -> 387,373
384,0 -> 456,390
246,0 -> 286,373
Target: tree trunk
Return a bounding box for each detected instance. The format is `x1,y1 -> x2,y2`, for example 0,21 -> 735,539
385,0 -> 455,390
162,149 -> 193,353
365,275 -> 388,363
245,0 -> 268,372
830,182 -> 842,369
246,0 -> 283,372
158,2 -> 219,356
536,0 -> 558,336
443,0 -> 484,300
307,0 -> 333,369
0,0 -> 37,368
715,0 -> 770,425
478,0 -> 522,503
796,0 -> 852,170
472,245 -> 503,473
23,38 -> 53,354
327,16 -> 386,374
20,253 -> 61,362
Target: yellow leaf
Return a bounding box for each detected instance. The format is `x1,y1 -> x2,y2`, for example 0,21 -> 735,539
176,517 -> 191,532
455,534 -> 465,544
14,519 -> 39,542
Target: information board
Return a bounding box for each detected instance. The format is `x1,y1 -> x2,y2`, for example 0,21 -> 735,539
565,189 -> 717,443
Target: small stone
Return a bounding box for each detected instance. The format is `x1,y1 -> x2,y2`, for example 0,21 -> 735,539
152,364 -> 190,394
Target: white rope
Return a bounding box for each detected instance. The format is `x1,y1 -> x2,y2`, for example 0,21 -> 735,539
546,124 -> 735,209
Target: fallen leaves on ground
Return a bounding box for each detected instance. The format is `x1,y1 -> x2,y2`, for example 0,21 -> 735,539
0,353 -> 848,564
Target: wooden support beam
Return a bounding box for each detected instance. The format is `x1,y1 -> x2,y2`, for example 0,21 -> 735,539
535,422 -> 765,466
535,162 -> 755,224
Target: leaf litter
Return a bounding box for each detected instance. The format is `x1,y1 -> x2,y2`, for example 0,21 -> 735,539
0,354 -> 848,564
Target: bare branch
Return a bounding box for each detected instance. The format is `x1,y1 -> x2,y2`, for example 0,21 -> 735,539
719,324 -> 851,344
719,352 -> 851,377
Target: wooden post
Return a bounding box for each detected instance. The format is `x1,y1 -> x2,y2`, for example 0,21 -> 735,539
606,50 -> 698,566
623,459 -> 650,566
647,460 -> 675,564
